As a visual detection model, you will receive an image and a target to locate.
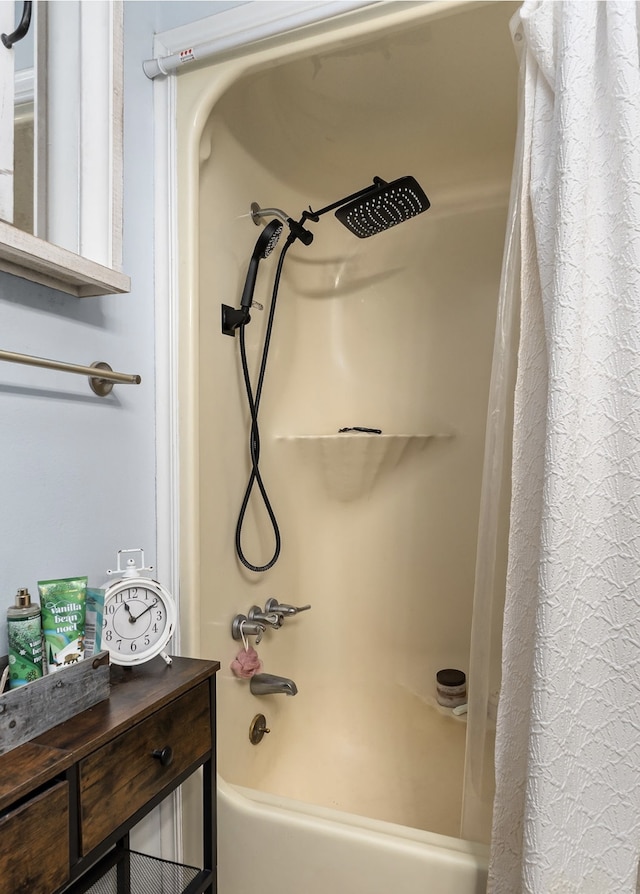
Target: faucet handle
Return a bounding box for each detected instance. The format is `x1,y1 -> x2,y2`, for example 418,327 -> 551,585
231,613 -> 267,644
248,605 -> 282,628
265,598 -> 312,617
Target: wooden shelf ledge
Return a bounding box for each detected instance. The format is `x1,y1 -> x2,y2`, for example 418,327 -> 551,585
0,220 -> 131,297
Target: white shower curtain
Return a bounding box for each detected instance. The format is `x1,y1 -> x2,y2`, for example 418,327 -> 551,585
489,2 -> 640,892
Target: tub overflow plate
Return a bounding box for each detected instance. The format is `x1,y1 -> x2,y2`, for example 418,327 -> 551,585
249,713 -> 270,745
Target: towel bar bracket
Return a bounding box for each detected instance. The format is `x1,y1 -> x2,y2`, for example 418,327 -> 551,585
90,362 -> 123,397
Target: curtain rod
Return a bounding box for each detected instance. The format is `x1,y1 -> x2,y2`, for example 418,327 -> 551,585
0,349 -> 141,397
142,1 -> 377,79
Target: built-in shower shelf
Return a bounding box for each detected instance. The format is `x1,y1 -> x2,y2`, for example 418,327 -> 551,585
278,433 -> 452,501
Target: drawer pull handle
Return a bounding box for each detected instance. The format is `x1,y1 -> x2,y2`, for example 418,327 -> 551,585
152,745 -> 174,767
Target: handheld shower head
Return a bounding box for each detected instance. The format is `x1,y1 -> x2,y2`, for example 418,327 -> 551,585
334,176 -> 430,238
257,219 -> 284,259
240,219 -> 284,309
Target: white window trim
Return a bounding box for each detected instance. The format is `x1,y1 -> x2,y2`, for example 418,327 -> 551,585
0,2 -> 14,224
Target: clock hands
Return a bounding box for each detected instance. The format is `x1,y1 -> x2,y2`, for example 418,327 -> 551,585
124,599 -> 158,623
132,599 -> 158,621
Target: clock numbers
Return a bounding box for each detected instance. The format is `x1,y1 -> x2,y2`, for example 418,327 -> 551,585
102,586 -> 169,654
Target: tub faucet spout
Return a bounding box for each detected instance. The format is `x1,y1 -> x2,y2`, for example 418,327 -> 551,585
250,673 -> 298,696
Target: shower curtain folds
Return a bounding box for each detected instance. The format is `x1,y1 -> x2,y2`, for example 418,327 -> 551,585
489,2 -> 640,892
461,50 -> 522,844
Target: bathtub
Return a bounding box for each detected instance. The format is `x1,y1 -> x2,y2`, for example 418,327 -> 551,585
173,1 -> 518,891
218,779 -> 488,894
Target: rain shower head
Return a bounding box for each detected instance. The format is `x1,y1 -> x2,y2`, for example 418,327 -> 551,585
333,176 -> 430,238
249,176 -> 429,248
240,219 -> 284,309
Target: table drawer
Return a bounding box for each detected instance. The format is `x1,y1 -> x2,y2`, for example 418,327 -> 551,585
79,682 -> 211,855
0,780 -> 69,894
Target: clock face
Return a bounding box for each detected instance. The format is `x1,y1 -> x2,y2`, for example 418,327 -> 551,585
102,581 -> 175,665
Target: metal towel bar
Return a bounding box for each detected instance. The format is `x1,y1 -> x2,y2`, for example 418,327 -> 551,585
0,349 -> 141,397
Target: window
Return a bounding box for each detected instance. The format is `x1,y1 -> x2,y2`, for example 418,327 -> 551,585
0,0 -> 129,296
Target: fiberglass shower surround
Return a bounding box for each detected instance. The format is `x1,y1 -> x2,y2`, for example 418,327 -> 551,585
223,175 -> 431,573
177,1 -> 520,887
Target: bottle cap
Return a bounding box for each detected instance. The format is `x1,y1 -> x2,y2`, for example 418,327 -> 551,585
15,587 -> 31,608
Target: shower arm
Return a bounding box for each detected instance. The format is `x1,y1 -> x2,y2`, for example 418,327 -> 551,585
301,178 -> 384,222
251,204 -> 314,245
250,177 -> 385,244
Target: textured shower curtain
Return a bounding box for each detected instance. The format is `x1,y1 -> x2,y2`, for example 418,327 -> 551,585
489,2 -> 640,893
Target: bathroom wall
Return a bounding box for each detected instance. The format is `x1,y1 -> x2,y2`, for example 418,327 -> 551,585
0,1 -> 240,652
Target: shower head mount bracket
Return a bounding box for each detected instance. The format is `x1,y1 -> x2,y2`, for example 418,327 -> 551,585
221,304 -> 249,337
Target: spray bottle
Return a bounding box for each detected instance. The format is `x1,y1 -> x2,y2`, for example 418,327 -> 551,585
7,588 -> 44,688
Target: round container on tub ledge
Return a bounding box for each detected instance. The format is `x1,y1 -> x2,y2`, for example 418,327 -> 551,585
436,668 -> 467,708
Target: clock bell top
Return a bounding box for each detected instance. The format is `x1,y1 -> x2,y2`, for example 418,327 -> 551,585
107,548 -> 153,580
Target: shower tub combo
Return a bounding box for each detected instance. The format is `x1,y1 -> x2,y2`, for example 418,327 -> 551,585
172,2 -> 519,892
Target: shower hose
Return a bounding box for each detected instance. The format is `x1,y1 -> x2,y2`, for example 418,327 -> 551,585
236,233 -> 295,572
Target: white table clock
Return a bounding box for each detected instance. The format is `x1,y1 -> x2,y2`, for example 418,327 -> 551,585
102,548 -> 176,666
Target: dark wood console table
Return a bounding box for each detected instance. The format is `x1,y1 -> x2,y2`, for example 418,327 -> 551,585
0,655 -> 219,894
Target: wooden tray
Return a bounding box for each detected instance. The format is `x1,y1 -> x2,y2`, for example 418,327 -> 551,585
0,651 -> 110,755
